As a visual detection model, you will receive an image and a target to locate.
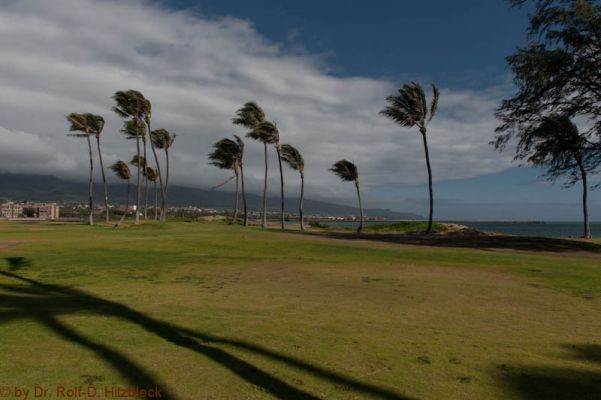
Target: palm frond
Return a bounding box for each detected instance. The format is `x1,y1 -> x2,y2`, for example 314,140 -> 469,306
246,121 -> 279,145
151,128 -> 176,150
110,160 -> 131,181
208,138 -> 242,171
381,82 -> 438,130
330,159 -> 358,182
130,155 -> 147,168
280,144 -> 304,172
233,101 -> 266,128
428,85 -> 440,124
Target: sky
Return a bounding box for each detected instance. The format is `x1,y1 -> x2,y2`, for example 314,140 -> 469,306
0,0 -> 598,221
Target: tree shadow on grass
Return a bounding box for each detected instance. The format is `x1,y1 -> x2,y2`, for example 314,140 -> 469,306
300,231 -> 601,253
0,257 -> 413,400
497,344 -> 601,400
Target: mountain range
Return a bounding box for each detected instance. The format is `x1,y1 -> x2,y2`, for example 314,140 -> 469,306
0,173 -> 421,219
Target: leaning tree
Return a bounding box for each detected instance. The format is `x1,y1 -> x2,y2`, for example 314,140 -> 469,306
110,160 -> 132,227
66,113 -> 105,225
330,159 -> 364,233
208,138 -> 243,223
233,102 -> 267,227
145,166 -> 159,220
113,90 -> 151,225
281,144 -> 305,230
151,128 -> 176,218
381,82 -> 439,234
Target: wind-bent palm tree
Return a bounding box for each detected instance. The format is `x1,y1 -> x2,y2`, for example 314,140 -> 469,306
66,113 -> 98,225
208,138 -> 243,223
330,160 -> 363,233
234,135 -> 248,226
146,167 -> 159,221
248,121 -> 283,229
74,114 -> 108,223
380,82 -> 439,234
110,160 -> 131,227
233,102 -> 267,227
281,144 -> 305,231
113,90 -> 151,225
142,101 -> 168,223
151,128 -> 176,219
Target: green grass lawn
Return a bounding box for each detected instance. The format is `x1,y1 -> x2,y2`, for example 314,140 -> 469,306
0,221 -> 600,399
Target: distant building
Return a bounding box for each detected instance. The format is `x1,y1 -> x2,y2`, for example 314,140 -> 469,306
0,201 -> 60,220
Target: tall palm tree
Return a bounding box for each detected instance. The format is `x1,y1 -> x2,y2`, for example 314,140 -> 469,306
233,102 -> 267,226
208,138 -> 243,223
86,114 -> 110,223
110,160 -> 131,227
380,82 -> 439,234
330,160 -> 363,233
281,144 -> 305,231
248,121 -> 283,229
142,100 -> 168,223
66,113 -> 96,226
151,128 -> 176,220
145,166 -> 159,221
113,90 -> 151,225
234,135 -> 248,226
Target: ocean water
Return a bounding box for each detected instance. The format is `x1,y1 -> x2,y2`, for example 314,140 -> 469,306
317,220 -> 600,238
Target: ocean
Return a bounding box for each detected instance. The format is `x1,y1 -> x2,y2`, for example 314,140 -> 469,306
317,220 -> 600,238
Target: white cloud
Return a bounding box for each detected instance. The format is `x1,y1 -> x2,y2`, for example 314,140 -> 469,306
0,0 -> 513,208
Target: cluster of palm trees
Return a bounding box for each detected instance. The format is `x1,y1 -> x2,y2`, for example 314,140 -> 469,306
69,82 -> 439,233
66,90 -> 175,226
209,102 -> 307,230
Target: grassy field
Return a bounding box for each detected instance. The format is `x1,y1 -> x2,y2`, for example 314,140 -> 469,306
0,221 -> 600,399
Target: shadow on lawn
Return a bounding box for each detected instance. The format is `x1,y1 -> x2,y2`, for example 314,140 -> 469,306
0,257 -> 413,400
301,231 -> 601,253
497,344 -> 601,400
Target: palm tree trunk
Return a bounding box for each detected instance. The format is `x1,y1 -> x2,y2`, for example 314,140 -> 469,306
134,127 -> 141,225
86,135 -> 94,226
355,180 -> 363,233
262,142 -> 268,229
276,146 -> 285,230
117,180 -> 131,226
421,130 -> 434,234
96,135 -> 109,223
299,172 -> 305,231
154,181 -> 158,221
240,163 -> 248,227
146,121 -> 167,222
143,137 -> 148,220
578,160 -> 591,238
233,170 -> 240,223
165,149 -> 170,218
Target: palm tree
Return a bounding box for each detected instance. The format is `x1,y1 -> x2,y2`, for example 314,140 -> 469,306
76,114 -> 109,223
233,102 -> 267,226
150,128 -> 176,220
110,160 -> 131,227
142,101 -> 168,223
233,135 -> 248,226
380,82 -> 439,234
113,90 -> 151,225
330,160 -> 363,233
145,167 -> 159,221
66,113 -> 96,225
248,121 -> 283,229
281,144 -> 305,230
208,138 -> 243,223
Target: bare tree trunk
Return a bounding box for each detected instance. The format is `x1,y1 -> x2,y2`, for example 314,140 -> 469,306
578,161 -> 591,239
143,137 -> 148,220
154,181 -> 158,221
117,180 -> 130,226
262,142 -> 268,229
233,170 -> 240,223
421,130 -> 434,234
86,135 -> 94,226
299,172 -> 305,231
146,121 -> 167,222
134,124 -> 141,225
96,135 -> 109,223
276,146 -> 285,230
240,163 -> 248,227
355,180 -> 363,233
165,150 -> 170,218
